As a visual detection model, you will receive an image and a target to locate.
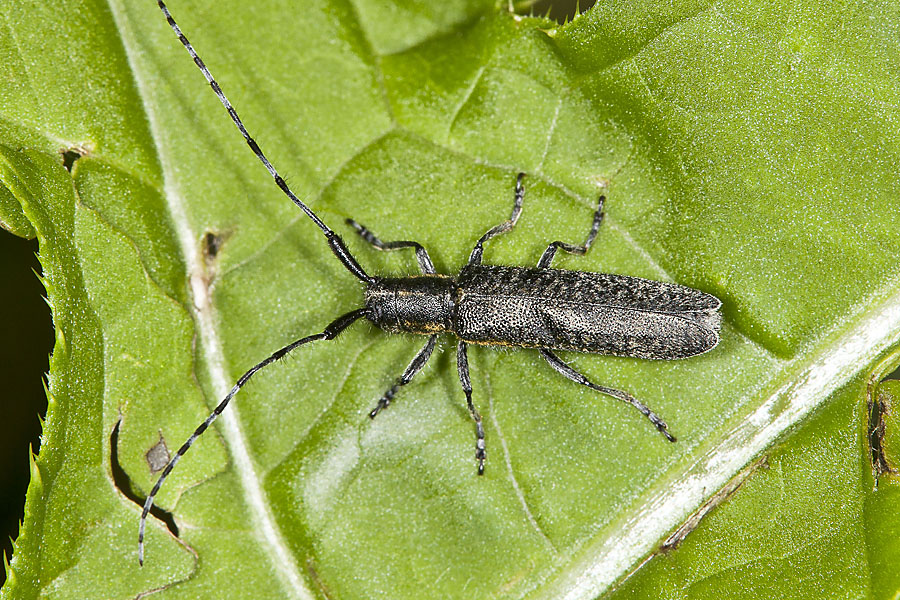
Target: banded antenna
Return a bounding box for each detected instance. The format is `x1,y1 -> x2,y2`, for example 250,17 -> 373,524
140,0 -> 376,565
156,0 -> 372,284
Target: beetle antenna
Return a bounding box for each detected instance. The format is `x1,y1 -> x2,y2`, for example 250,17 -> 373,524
156,0 -> 372,283
138,308 -> 368,565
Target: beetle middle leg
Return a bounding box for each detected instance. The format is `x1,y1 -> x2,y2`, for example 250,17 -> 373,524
369,335 -> 438,418
456,341 -> 486,474
539,349 -> 676,442
537,193 -> 604,269
467,172 -> 525,266
346,218 -> 435,274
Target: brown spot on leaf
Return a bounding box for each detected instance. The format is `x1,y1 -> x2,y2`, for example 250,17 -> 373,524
660,455 -> 769,552
110,419 -> 178,537
307,557 -> 336,599
203,231 -> 224,261
145,434 -> 170,474
199,229 -> 233,286
869,390 -> 897,482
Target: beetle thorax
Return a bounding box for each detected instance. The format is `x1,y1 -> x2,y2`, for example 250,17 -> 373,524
365,275 -> 457,335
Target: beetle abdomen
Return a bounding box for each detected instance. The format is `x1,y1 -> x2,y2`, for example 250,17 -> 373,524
455,265 -> 720,358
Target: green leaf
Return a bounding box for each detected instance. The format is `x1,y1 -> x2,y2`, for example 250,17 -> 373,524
607,376 -> 900,599
2,0 -> 899,598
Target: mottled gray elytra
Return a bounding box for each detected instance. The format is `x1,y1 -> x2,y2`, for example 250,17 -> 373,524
140,0 -> 723,565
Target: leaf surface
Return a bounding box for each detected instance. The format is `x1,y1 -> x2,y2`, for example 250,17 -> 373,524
1,0 -> 898,598
608,377 -> 900,600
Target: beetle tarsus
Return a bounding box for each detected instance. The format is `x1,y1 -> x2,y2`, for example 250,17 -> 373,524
369,397 -> 390,418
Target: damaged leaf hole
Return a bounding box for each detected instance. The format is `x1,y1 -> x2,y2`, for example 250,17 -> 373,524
59,144 -> 91,172
872,366 -> 900,481
110,419 -> 178,538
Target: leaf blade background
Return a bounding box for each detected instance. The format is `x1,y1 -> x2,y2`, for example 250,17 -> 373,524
1,0 -> 899,598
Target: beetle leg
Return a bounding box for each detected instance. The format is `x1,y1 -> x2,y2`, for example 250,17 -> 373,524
345,218 -> 435,274
537,193 -> 604,269
539,349 -> 676,442
467,172 -> 525,266
456,341 -> 486,474
369,335 -> 438,418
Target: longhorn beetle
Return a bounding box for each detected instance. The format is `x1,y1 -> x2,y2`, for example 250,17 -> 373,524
140,0 -> 723,564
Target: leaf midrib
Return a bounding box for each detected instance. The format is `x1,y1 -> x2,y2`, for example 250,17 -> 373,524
105,1 -> 314,598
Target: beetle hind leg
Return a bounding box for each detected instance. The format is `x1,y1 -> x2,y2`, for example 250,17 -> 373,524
457,341 -> 486,474
537,193 -> 604,269
539,349 -> 676,442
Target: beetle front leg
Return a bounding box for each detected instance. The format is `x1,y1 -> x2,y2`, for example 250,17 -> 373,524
457,341 -> 486,474
346,218 -> 436,274
539,349 -> 676,442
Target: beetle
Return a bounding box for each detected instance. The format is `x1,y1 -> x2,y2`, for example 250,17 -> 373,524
140,0 -> 723,564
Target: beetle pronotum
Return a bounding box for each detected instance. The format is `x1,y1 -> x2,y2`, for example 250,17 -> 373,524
139,0 -> 723,564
